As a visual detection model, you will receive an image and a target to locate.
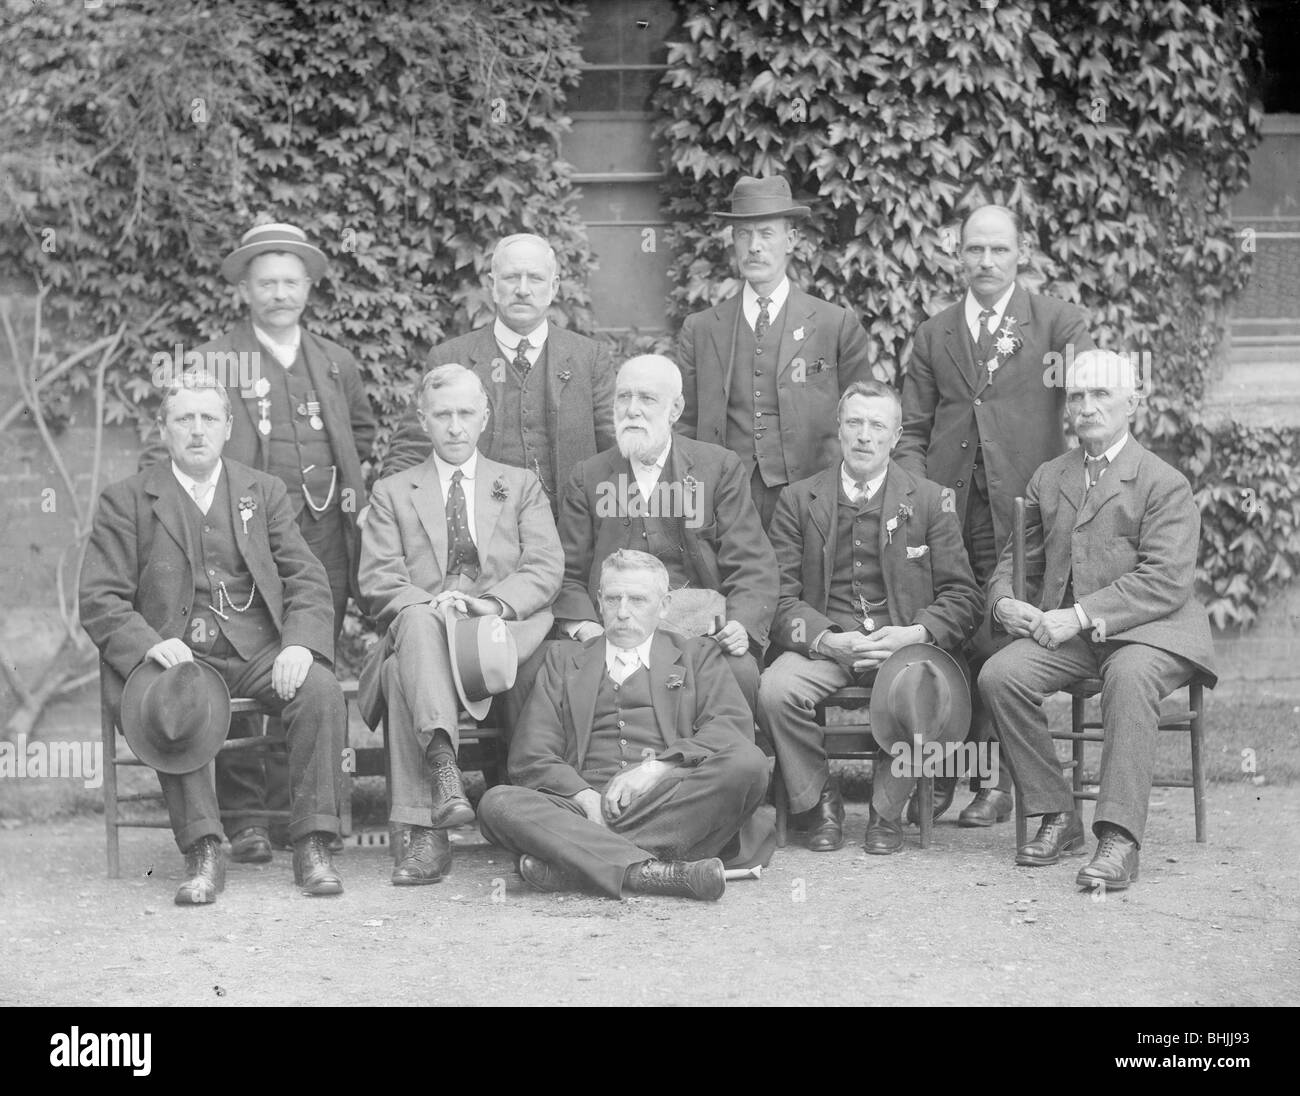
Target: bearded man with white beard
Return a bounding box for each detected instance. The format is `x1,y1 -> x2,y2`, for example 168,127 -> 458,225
552,355 -> 777,713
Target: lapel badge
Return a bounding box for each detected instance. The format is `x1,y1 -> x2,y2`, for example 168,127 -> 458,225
792,326 -> 805,342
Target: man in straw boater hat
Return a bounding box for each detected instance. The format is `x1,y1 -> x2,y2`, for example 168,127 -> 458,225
757,381 -> 984,853
357,364 -> 564,886
675,174 -> 872,528
477,550 -> 774,901
81,373 -> 348,903
142,222 -> 377,866
980,349 -> 1216,891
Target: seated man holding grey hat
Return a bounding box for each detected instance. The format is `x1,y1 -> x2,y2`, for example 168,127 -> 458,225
477,549 -> 774,901
80,373 -> 348,904
357,363 -> 564,886
757,381 -> 984,853
675,174 -> 871,528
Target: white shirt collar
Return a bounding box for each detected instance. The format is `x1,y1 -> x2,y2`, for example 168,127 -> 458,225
840,462 -> 887,503
431,448 -> 478,487
629,440 -> 672,502
742,277 -> 790,329
494,316 -> 548,355
252,323 -> 301,368
1087,432 -> 1131,466
964,284 -> 1016,340
171,460 -> 222,498
606,634 -> 655,676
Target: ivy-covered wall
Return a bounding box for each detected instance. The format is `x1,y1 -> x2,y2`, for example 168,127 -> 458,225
653,0 -> 1293,628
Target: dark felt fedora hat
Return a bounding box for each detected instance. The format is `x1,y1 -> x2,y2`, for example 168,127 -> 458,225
716,175 -> 812,221
220,222 -> 328,284
442,604 -> 519,721
869,644 -> 971,765
119,660 -> 231,774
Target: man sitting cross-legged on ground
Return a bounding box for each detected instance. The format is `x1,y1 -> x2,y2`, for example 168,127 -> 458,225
477,550 -> 775,901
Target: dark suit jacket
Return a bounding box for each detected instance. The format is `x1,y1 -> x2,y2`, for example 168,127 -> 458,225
987,436 -> 1217,684
79,458 -> 337,710
768,460 -> 984,656
141,321 -> 377,596
676,285 -> 871,484
553,436 -> 778,651
356,453 -> 564,727
381,325 -> 615,491
897,286 -> 1092,552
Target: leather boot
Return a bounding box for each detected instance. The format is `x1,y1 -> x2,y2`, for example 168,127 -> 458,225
1076,824 -> 1140,891
175,836 -> 225,905
392,826 -> 451,885
863,808 -> 904,855
229,826 -> 272,864
906,776 -> 956,825
958,788 -> 1013,827
806,779 -> 845,852
625,858 -> 725,901
429,755 -> 475,828
1016,811 -> 1086,866
518,854 -> 577,893
292,832 -> 344,896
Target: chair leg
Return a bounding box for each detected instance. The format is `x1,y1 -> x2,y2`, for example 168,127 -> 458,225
773,761 -> 788,849
1071,693 -> 1086,821
102,699 -> 120,880
1014,795 -> 1027,850
1189,683 -> 1207,843
917,776 -> 933,849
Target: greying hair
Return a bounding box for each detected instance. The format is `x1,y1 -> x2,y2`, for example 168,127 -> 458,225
491,233 -> 557,276
417,363 -> 488,407
960,204 -> 1022,245
837,380 -> 901,422
157,372 -> 232,421
617,354 -> 683,399
599,549 -> 669,597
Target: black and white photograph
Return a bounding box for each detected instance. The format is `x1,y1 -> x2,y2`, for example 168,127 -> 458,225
0,0 -> 1295,1039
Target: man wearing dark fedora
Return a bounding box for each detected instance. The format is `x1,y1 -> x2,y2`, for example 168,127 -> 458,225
757,381 -> 983,853
382,232 -> 615,513
142,221 -> 377,866
357,363 -> 564,886
81,374 -> 348,904
477,550 -> 774,901
896,205 -> 1093,828
675,175 -> 871,528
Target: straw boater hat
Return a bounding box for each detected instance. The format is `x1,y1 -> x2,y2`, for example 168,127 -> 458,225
715,175 -> 812,221
119,661 -> 232,775
869,643 -> 972,772
442,604 -> 519,721
220,223 -> 328,284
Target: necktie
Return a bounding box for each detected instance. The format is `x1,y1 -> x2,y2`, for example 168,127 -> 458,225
445,469 -> 480,579
611,650 -> 639,685
191,481 -> 213,515
755,296 -> 772,340
975,307 -> 996,368
1085,454 -> 1110,493
512,338 -> 532,378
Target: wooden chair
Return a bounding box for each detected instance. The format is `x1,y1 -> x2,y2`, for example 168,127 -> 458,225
771,686 -> 938,850
1005,497 -> 1211,847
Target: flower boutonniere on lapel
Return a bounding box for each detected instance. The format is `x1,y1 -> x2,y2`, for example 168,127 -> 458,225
986,316 -> 1023,385
792,326 -> 805,342
491,477 -> 508,502
237,496 -> 257,535
557,370 -> 572,383
665,674 -> 684,690
884,501 -> 913,545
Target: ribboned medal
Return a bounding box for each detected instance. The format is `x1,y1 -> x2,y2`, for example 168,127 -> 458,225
306,391 -> 323,430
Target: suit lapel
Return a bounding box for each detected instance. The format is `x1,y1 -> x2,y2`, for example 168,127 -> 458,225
473,457 -> 505,556
708,295 -> 743,403
233,322 -> 271,462
299,329 -> 347,452
1074,436 -> 1137,528
649,632 -> 684,745
942,302 -> 981,395
545,327 -> 571,417
808,465 -> 838,606
973,284 -> 1030,398
146,462 -> 196,567
468,328 -> 503,456
878,462 -> 912,606
223,461 -> 276,599
411,460 -> 449,577
566,639 -> 605,770
777,287 -> 814,378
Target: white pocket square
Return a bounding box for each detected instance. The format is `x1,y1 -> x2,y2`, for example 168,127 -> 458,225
906,545 -> 930,560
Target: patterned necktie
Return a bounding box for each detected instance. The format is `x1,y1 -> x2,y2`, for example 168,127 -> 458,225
754,296 -> 772,340
191,481 -> 213,515
611,649 -> 639,685
975,307 -> 996,367
1085,454 -> 1110,493
512,338 -> 532,378
445,469 -> 480,579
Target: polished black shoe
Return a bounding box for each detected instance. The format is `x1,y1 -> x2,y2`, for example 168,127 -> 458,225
905,776 -> 956,825
175,836 -> 226,905
863,809 -> 904,855
292,832 -> 344,896
806,780 -> 846,852
518,854 -> 577,893
429,756 -> 476,828
391,826 -> 451,885
958,789 -> 1014,828
627,858 -> 725,901
1076,824 -> 1140,891
1016,811 -> 1086,866
229,826 -> 272,863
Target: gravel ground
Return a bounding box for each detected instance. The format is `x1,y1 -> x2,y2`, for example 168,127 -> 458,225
1,783 -> 1296,1007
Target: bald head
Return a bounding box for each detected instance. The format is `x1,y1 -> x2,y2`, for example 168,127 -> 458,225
960,204 -> 1025,306
615,355 -> 685,463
